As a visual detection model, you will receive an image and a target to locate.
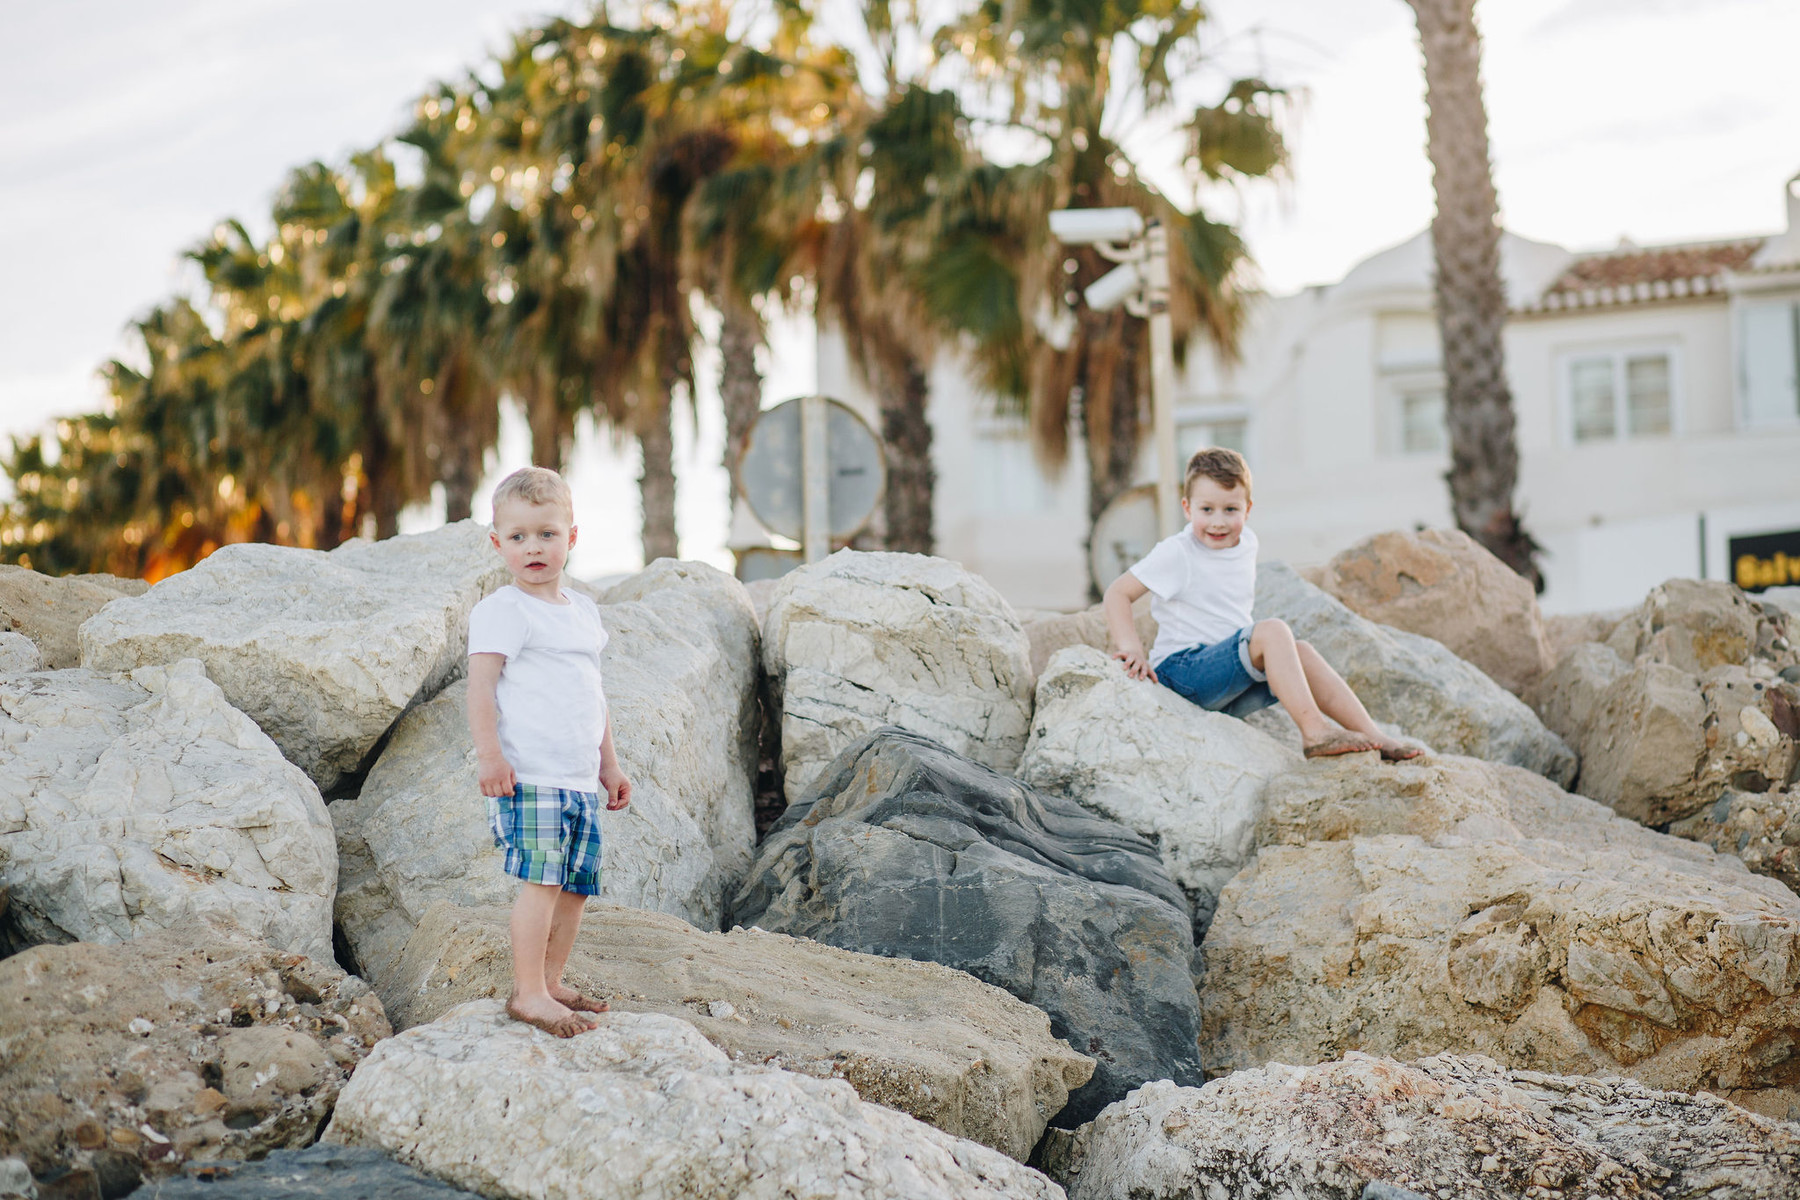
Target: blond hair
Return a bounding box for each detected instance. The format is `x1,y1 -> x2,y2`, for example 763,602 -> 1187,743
491,466 -> 574,521
1183,446 -> 1252,502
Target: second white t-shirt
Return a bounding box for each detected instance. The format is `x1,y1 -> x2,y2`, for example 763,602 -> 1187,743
467,585 -> 610,790
1129,527 -> 1259,667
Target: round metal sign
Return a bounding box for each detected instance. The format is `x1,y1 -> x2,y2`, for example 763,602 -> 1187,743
1088,484 -> 1160,589
738,396 -> 885,542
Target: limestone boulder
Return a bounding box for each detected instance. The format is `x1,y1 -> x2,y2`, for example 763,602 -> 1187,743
0,920 -> 389,1197
324,1001 -> 1063,1200
1018,646 -> 1299,936
1671,786 -> 1800,896
0,659 -> 335,960
1764,586 -> 1800,622
1613,579 -> 1767,674
0,633 -> 40,675
1018,597 -> 1157,681
1543,607 -> 1629,668
734,729 -> 1204,1129
383,901 -> 1093,1159
1044,1052 -> 1800,1200
762,551 -> 1033,803
1319,528 -> 1554,695
79,522 -> 508,791
0,565 -> 146,671
1201,753 -> 1800,1120
334,560 -> 760,984
1254,562 -> 1577,784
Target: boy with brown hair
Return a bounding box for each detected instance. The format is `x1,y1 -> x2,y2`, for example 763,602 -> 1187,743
1103,447 -> 1421,760
466,466 -> 633,1037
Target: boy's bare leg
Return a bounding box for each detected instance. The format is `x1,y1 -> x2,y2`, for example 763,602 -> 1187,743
544,890 -> 607,1020
1249,620 -> 1377,756
1296,639 -> 1423,760
506,882 -> 588,1037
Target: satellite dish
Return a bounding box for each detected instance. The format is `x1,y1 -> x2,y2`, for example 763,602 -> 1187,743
735,547 -> 804,584
738,396 -> 884,543
1089,484 -> 1160,589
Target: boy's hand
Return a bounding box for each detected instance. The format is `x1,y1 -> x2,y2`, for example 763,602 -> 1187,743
600,764 -> 632,811
1113,648 -> 1158,683
477,752 -> 517,797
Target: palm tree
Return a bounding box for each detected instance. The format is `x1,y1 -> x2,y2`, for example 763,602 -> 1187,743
1403,0 -> 1540,587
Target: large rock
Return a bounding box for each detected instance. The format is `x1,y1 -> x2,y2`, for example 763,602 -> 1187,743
0,633 -> 40,675
383,901 -> 1093,1159
1254,562 -> 1577,784
333,560 -> 761,984
1533,644 -> 1799,827
1044,1052 -> 1800,1200
0,659 -> 336,960
79,522 -> 509,791
0,566 -> 146,671
1018,597 -> 1157,681
1319,528 -> 1554,695
1018,645 -> 1299,937
140,1145 -> 479,1200
0,920 -> 390,1197
1671,785 -> 1800,896
1612,579 -> 1767,675
734,728 -> 1204,1128
762,551 -> 1033,803
1201,753 -> 1800,1120
324,1001 -> 1063,1200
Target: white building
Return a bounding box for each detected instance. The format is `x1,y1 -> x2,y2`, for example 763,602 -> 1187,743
799,175 -> 1800,614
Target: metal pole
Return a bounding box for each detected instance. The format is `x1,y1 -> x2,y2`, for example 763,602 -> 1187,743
1143,221 -> 1181,537
800,393 -> 830,562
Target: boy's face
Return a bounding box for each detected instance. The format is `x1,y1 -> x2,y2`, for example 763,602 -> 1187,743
490,498 -> 577,587
1182,476 -> 1251,550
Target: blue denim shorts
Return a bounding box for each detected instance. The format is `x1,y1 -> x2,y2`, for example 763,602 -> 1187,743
488,784 -> 604,895
1157,626 -> 1276,718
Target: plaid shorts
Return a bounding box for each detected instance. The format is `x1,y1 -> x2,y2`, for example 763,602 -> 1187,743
488,784 -> 604,895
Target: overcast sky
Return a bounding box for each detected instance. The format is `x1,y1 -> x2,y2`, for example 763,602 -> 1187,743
3,0 -> 1795,575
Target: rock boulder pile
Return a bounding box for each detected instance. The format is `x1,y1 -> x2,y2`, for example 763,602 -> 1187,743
0,565 -> 146,671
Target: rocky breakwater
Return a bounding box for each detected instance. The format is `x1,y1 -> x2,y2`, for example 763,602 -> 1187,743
1044,1052 -> 1800,1200
0,658 -> 336,960
734,728 -> 1205,1128
1201,752 -> 1800,1120
0,565 -> 146,671
761,551 -> 1034,803
380,901 -> 1093,1160
1532,579 -> 1799,829
1316,528 -> 1555,696
0,920 -> 389,1198
333,560 -> 761,983
1255,562 -> 1577,784
79,522 -> 509,792
324,1000 -> 1064,1200
1018,645 -> 1299,937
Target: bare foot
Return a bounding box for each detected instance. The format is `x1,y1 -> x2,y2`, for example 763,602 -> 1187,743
506,993 -> 591,1038
1302,729 -> 1380,759
1376,735 -> 1427,762
550,984 -> 609,1017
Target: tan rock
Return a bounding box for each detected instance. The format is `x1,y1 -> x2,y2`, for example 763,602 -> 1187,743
1543,608 -> 1629,668
1670,786 -> 1800,896
0,566 -> 144,670
325,1001 -> 1065,1200
1019,598 -> 1157,681
0,919 -> 389,1191
1045,1052 -> 1800,1200
1320,528 -> 1554,695
383,901 -> 1093,1160
1614,579 -> 1763,674
1201,753 -> 1800,1121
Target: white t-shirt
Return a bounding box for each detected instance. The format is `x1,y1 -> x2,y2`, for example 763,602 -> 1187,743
1129,527 -> 1259,667
467,586 -> 610,790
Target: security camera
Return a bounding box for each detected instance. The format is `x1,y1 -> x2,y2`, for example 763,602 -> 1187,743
1049,207 -> 1145,247
1084,262 -> 1144,311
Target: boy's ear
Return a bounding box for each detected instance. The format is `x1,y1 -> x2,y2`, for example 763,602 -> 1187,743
488,529 -> 501,551
568,525 -> 579,547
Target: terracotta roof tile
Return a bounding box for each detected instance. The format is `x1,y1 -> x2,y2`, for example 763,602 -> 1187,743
1526,238 -> 1764,312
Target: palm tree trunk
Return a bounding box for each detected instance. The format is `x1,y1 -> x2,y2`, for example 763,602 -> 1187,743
1080,312 -> 1143,600
1407,0 -> 1540,588
718,302 -> 763,506
638,394 -> 679,563
879,358 -> 935,554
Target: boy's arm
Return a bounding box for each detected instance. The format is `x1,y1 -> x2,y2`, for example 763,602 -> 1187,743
466,653 -> 516,797
1104,571 -> 1157,682
598,714 -> 632,811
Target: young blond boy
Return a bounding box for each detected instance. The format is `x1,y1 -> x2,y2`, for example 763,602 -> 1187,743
466,467 -> 633,1038
1104,448 -> 1421,760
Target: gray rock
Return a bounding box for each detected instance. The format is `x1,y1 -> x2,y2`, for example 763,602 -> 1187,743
734,728 -> 1205,1128
79,522 -> 508,791
1254,562 -> 1576,784
140,1145 -> 478,1199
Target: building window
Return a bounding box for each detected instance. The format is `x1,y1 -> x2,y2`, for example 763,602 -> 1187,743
1176,408 -> 1248,460
1399,389 -> 1446,454
1564,348 -> 1677,443
1740,298 -> 1800,428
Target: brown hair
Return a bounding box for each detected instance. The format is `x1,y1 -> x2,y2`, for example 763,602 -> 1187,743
1183,446 -> 1252,502
491,466 -> 574,521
